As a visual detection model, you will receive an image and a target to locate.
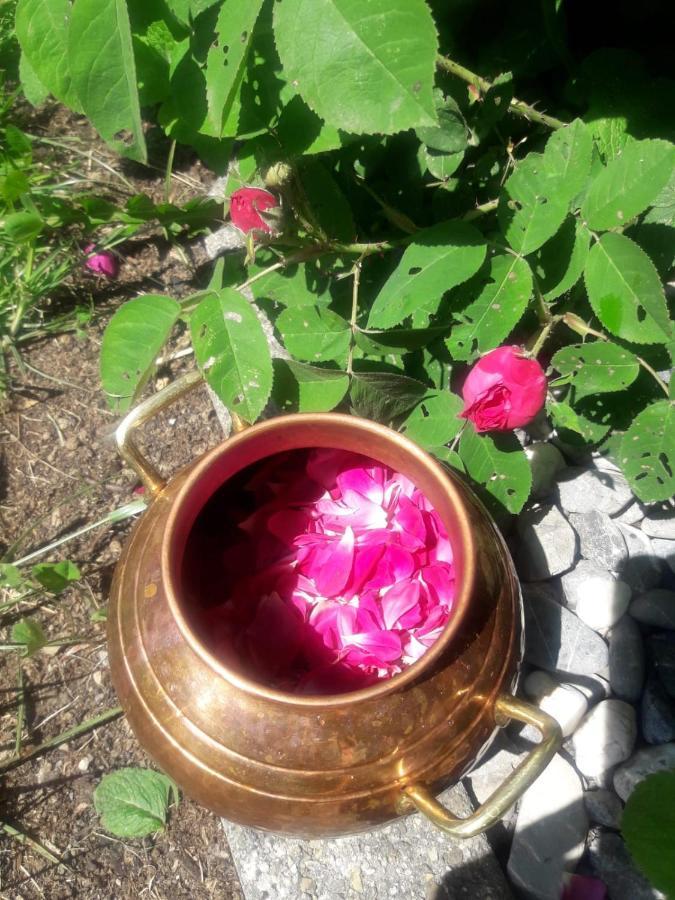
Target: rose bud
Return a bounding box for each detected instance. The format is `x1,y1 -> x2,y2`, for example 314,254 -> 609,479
460,345 -> 547,432
84,244 -> 119,278
229,187 -> 279,234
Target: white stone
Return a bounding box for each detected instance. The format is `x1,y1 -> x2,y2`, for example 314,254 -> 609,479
523,671 -> 588,737
575,579 -> 632,632
557,467 -> 633,516
617,524 -> 663,591
525,443 -> 567,500
651,538 -> 675,574
641,513 -> 675,541
507,754 -> 587,900
569,510 -> 628,571
613,503 -> 644,526
572,700 -> 637,780
613,743 -> 675,801
516,505 -> 578,581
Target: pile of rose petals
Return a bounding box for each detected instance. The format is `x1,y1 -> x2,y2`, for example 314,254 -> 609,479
196,449 -> 456,694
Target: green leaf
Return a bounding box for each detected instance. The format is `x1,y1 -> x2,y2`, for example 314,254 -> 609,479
18,52 -> 49,106
367,221 -> 487,329
551,342 -> 640,401
276,95 -> 346,157
0,564 -> 23,589
100,295 -> 181,413
584,232 -> 672,344
276,307 -> 351,363
201,0 -> 264,137
273,0 -> 438,135
3,211 -> 43,242
350,372 -> 427,424
619,400 -> 675,502
548,400 -> 610,444
581,139 -> 675,230
401,391 -> 464,449
11,618 -> 47,656
459,427 -> 532,514
32,560 -> 81,593
622,771 -> 675,897
15,0 -> 80,108
250,262 -> 330,309
430,446 -> 465,472
499,153 -> 569,255
296,159 -> 355,242
534,217 -> 590,302
643,168 -> 675,228
355,326 -> 448,357
191,289 -> 273,423
416,93 -> 467,154
474,72 -> 513,137
94,768 -> 178,838
423,148 -> 464,182
68,0 -> 147,162
284,361 -> 349,412
445,254 -> 533,361
542,118 -> 593,205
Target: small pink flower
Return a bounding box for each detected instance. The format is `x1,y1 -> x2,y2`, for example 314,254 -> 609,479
229,187 -> 279,234
460,345 -> 547,432
84,244 -> 119,278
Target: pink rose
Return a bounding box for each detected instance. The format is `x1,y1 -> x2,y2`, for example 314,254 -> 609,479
460,345 -> 547,432
84,244 -> 119,278
229,187 -> 279,234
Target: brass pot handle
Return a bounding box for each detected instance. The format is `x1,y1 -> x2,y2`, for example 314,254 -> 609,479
397,693 -> 562,838
115,370 -> 246,498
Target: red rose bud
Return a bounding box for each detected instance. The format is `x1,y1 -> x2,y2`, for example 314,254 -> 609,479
460,345 -> 547,432
84,244 -> 119,278
229,187 -> 279,234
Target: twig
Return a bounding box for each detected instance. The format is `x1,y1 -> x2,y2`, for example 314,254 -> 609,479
436,54 -> 566,131
164,140 -> 177,204
347,259 -> 363,376
0,706 -> 123,774
0,821 -> 67,870
15,664 -> 25,756
462,198 -> 499,221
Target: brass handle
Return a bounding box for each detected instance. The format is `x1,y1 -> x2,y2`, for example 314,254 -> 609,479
115,370 -> 247,498
397,693 -> 562,838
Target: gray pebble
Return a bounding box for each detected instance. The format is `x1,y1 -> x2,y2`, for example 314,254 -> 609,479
630,589 -> 675,630
651,538 -> 675,575
650,633 -> 675,699
524,593 -> 609,678
613,743 -> 675,801
572,699 -> 637,781
569,510 -> 628,571
608,616 -> 646,702
516,505 -> 578,581
617,524 -> 664,592
587,830 -> 665,899
584,789 -> 623,829
641,513 -> 675,541
613,503 -> 645,526
525,442 -> 567,500
641,676 -> 675,745
557,466 -> 633,516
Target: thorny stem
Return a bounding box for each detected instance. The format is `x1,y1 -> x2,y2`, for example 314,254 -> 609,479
347,258 -> 364,376
562,313 -> 670,397
436,54 -> 566,131
529,315 -> 563,358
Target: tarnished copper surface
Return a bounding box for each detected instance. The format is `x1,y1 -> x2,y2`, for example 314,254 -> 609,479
108,414 -> 521,838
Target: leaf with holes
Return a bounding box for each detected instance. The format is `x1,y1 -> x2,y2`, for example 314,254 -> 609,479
11,618 -> 47,656
367,221 -> 486,329
100,295 -> 181,413
445,254 -> 533,362
581,138 -> 675,230
273,0 -> 438,135
276,307 -> 351,364
401,392 -> 464,449
584,233 -> 672,344
15,0 -> 80,109
191,289 -> 273,423
534,217 -> 590,302
350,372 -> 427,424
94,768 -> 179,838
459,428 -> 532,514
68,0 -> 147,162
498,153 -> 569,255
201,0 -> 264,137
542,118 -> 593,205
284,361 -> 349,412
548,400 -> 610,444
622,772 -> 675,898
551,342 -> 640,401
619,400 -> 675,502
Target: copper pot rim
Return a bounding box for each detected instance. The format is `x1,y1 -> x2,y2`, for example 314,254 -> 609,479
160,412 -> 477,708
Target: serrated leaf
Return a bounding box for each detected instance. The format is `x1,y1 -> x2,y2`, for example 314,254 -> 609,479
19,52 -> 49,106
401,392 -> 463,449
273,0 -> 438,135
94,768 -> 178,838
355,326 -> 448,357
276,307 -> 350,363
250,262 -> 330,309
424,148 -> 464,182
622,772 -> 675,897
534,217 -> 590,302
459,427 -> 531,514
430,446 -> 465,472
350,372 -> 427,424
619,400 -> 675,502
475,72 -> 513,137
191,289 -> 273,423
367,221 -> 487,329
100,295 -> 181,413
548,400 -> 610,444
584,232 -> 672,344
643,167 -> 675,228
11,618 -> 47,656
284,361 -> 349,412
416,93 -> 467,154
32,560 -> 81,593
499,153 -> 569,255
276,95 -> 347,156
542,118 -> 593,204
201,0 -> 264,137
15,0 -> 80,109
552,342 -> 639,401
445,254 -> 533,361
581,138 -> 675,230
68,0 -> 147,162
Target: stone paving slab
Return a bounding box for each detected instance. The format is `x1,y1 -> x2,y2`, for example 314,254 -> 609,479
222,783 -> 513,900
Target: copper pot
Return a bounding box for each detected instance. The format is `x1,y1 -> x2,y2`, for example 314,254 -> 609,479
108,371 -> 560,839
